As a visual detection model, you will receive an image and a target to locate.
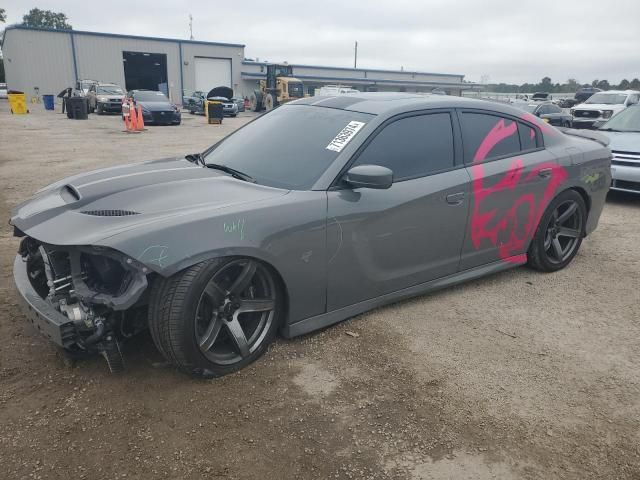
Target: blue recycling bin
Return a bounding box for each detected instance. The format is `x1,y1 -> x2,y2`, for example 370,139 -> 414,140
42,94 -> 55,111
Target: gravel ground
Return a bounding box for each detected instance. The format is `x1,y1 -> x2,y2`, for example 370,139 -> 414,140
0,102 -> 639,480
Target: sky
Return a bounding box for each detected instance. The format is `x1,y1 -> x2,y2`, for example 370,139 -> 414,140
2,0 -> 639,85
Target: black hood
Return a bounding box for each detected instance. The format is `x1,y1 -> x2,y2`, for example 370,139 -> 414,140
207,86 -> 233,101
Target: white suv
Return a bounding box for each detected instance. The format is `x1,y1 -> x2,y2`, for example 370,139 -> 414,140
571,90 -> 640,129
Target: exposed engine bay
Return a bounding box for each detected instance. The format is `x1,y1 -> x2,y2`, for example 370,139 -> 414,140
17,235 -> 151,372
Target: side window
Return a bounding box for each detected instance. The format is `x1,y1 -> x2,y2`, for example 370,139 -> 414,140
549,104 -> 562,114
460,113 -> 521,163
352,113 -> 455,180
518,122 -> 538,151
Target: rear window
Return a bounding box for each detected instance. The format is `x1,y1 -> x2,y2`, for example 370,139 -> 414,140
461,113 -> 521,163
461,112 -> 539,163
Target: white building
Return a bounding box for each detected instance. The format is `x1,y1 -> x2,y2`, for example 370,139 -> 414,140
2,25 -> 479,103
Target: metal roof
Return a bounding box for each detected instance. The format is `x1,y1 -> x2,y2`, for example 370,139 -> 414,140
242,60 -> 465,79
241,71 -> 478,89
2,24 -> 245,48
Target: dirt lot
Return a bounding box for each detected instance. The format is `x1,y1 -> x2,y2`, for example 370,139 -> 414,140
0,102 -> 639,480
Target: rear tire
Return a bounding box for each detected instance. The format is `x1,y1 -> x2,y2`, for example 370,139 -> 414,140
264,93 -> 275,111
148,258 -> 282,378
250,91 -> 263,112
527,190 -> 586,272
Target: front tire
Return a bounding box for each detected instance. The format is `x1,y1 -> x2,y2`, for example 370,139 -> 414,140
148,258 -> 281,378
527,190 -> 586,272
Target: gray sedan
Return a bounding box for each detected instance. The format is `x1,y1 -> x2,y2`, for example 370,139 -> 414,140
10,93 -> 611,377
598,105 -> 640,194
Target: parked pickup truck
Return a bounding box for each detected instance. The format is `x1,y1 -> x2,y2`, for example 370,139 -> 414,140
571,90 -> 640,129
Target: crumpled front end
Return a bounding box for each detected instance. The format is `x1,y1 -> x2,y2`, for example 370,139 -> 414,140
13,234 -> 152,372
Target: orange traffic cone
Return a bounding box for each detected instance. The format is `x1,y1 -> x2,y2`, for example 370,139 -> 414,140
136,105 -> 145,131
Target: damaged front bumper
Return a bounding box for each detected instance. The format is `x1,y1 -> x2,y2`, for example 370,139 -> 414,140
13,237 -> 151,355
13,254 -> 77,349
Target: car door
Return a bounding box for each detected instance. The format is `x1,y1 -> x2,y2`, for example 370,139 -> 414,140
457,110 -> 559,269
326,110 -> 471,311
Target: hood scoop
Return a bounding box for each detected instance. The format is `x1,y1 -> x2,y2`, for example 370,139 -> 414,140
81,209 -> 140,217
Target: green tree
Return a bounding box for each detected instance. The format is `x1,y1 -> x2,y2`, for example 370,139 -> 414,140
630,78 -> 640,90
0,8 -> 6,23
596,80 -> 610,90
539,76 -> 553,91
591,79 -> 599,87
618,79 -> 630,90
22,8 -> 72,29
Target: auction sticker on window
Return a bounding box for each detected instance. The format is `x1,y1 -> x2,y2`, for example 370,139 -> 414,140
326,121 -> 366,152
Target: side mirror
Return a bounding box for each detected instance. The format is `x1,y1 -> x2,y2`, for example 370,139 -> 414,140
344,165 -> 393,190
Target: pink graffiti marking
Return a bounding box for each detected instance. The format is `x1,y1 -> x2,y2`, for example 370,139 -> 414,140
470,119 -> 567,263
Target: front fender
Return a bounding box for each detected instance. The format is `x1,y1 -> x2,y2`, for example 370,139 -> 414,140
101,191 -> 328,324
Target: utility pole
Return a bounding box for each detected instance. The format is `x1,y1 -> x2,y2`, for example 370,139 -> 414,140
354,41 -> 358,69
189,14 -> 194,40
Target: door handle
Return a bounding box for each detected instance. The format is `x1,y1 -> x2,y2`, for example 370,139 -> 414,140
446,192 -> 465,205
538,168 -> 553,178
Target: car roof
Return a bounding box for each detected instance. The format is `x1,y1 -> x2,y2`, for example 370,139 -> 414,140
592,90 -> 640,94
292,92 -> 531,117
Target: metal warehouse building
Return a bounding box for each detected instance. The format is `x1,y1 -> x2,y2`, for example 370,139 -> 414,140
2,25 -> 478,104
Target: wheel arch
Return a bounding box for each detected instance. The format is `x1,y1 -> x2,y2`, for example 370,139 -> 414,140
568,186 -> 591,216
158,249 -> 291,327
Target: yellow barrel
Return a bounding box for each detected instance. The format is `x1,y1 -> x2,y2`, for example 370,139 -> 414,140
8,92 -> 29,114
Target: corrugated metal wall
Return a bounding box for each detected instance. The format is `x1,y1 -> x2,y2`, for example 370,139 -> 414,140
2,27 -> 244,104
180,42 -> 243,95
73,34 -> 181,102
2,28 -> 76,98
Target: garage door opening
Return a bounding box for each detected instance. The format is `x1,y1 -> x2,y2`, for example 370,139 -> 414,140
123,51 -> 168,95
194,57 -> 232,92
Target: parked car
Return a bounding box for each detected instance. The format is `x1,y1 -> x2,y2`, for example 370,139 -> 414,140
182,90 -> 205,110
10,93 -> 610,377
532,92 -> 552,102
232,97 -> 245,113
571,90 -> 640,129
514,102 -> 573,127
557,98 -> 579,109
0,83 -> 7,99
125,90 -> 181,125
76,79 -> 99,96
575,86 -> 601,104
597,105 -> 640,194
188,87 -> 238,117
86,83 -> 125,114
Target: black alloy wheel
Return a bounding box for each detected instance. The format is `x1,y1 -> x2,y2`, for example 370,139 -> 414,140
148,257 -> 281,377
528,190 -> 586,272
194,259 -> 276,365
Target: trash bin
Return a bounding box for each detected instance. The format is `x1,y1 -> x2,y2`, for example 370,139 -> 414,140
65,98 -> 73,119
8,91 -> 29,114
67,97 -> 89,120
205,100 -> 224,124
42,94 -> 55,111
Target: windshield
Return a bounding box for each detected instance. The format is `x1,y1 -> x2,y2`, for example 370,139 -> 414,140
134,91 -> 169,102
203,105 -> 374,189
599,106 -> 640,132
97,85 -> 124,95
585,93 -> 627,105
